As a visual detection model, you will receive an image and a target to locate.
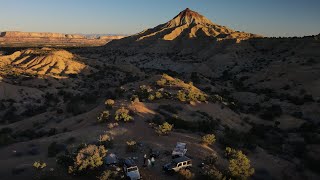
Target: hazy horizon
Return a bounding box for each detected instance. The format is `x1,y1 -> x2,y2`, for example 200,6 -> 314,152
1,0 -> 320,37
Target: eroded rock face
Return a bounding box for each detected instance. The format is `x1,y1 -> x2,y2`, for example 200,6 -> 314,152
0,31 -> 125,47
0,48 -> 95,77
107,8 -> 262,53
134,8 -> 262,41
99,35 -> 125,40
1,31 -> 67,38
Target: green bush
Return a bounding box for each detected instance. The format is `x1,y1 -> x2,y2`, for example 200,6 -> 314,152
148,94 -> 155,101
33,161 -> 47,169
156,122 -> 173,135
97,111 -> 110,123
226,147 -> 254,179
69,145 -> 107,173
203,166 -> 225,180
202,134 -> 216,145
115,107 -> 133,122
205,153 -> 218,165
157,78 -> 167,86
177,90 -> 187,102
98,134 -> 113,148
155,91 -> 163,99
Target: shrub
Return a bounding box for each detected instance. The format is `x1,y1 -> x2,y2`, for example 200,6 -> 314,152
97,111 -> 110,123
115,107 -> 133,122
97,170 -> 119,180
126,140 -> 138,152
104,99 -> 115,109
69,144 -> 107,172
205,153 -> 218,165
107,123 -> 119,129
225,147 -> 238,158
157,78 -> 167,86
155,91 -> 163,99
202,134 -> 216,145
33,161 -> 47,169
226,147 -> 255,179
99,134 -> 113,148
203,166 -> 225,180
177,90 -> 187,102
156,122 -> 173,135
148,94 -> 155,101
178,169 -> 194,180
99,134 -> 111,143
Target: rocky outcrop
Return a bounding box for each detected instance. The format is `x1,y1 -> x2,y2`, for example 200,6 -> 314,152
0,31 -> 124,47
99,35 -> 125,40
0,48 -> 95,77
1,31 -> 66,38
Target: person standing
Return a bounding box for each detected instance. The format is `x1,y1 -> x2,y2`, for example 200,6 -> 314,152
143,154 -> 147,166
151,157 -> 155,167
147,158 -> 151,168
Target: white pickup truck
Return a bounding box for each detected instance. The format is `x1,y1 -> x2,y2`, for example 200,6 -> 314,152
172,142 -> 187,159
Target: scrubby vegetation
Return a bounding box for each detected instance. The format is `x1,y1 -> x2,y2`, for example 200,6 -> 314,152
68,144 -> 107,173
202,134 -> 216,145
33,161 -> 47,169
225,147 -> 255,179
178,169 -> 195,180
97,110 -> 110,123
104,99 -> 115,109
157,74 -> 207,103
115,107 -> 133,122
156,122 -> 173,135
202,166 -> 225,180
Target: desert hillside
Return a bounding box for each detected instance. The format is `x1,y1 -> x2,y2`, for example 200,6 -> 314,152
0,48 -> 95,78
0,8 -> 319,180
107,8 -> 262,53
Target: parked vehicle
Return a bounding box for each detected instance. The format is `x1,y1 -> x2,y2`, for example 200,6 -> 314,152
123,158 -> 141,180
163,156 -> 192,172
172,142 -> 187,158
104,153 -> 119,166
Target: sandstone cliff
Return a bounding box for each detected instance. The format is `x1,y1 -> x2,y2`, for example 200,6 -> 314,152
0,31 -> 124,47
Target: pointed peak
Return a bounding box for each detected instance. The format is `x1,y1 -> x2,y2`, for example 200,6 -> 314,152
167,8 -> 214,27
178,8 -> 201,18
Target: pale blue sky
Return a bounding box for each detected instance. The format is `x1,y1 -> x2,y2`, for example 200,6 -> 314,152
0,0 -> 319,37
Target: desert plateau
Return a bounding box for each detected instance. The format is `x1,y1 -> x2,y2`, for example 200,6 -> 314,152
0,1 -> 320,180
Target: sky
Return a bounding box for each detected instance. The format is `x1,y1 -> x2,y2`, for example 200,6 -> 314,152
0,0 -> 319,37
